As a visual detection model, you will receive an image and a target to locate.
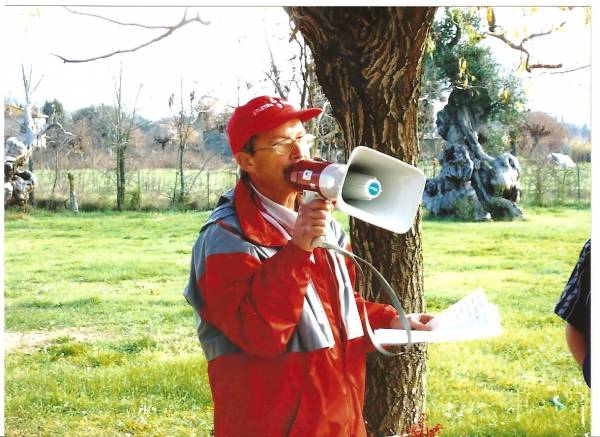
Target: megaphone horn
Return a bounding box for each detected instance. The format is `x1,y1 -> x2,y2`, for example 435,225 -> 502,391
287,146 -> 426,235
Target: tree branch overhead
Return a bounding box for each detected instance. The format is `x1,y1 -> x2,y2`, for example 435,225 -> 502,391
53,7 -> 210,63
486,19 -> 567,72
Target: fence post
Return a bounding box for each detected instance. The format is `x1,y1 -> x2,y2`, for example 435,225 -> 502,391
67,172 -> 79,213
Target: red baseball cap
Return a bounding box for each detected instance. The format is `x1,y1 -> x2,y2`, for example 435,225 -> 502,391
227,96 -> 322,155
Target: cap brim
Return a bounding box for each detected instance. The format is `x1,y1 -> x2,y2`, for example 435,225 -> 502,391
296,108 -> 323,123
262,107 -> 323,135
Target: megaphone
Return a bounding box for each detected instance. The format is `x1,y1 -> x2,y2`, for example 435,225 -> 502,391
287,146 -> 426,243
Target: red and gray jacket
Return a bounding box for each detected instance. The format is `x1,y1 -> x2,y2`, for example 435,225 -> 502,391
184,179 -> 398,437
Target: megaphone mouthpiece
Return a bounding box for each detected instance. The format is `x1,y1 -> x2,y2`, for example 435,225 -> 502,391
287,160 -> 346,200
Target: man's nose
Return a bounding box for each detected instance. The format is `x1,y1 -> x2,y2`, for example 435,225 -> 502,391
290,140 -> 306,159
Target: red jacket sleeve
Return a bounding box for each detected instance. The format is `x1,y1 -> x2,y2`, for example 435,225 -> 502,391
198,226 -> 312,358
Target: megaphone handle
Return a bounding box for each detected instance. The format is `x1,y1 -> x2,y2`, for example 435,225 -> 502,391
302,190 -> 326,249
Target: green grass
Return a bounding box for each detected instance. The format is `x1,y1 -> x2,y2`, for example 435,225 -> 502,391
421,206 -> 591,436
4,206 -> 591,436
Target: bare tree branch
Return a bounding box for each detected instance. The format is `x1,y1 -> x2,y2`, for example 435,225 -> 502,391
544,64 -> 590,75
187,152 -> 220,193
63,6 -> 173,30
21,65 -> 32,104
486,20 -> 566,72
126,84 -> 144,140
52,7 -> 210,63
32,121 -> 78,166
527,62 -> 564,70
294,34 -> 310,108
263,19 -> 288,99
521,21 -> 566,44
31,73 -> 45,96
36,122 -> 76,143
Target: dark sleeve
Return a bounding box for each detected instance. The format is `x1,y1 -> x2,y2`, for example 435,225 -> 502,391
554,239 -> 591,337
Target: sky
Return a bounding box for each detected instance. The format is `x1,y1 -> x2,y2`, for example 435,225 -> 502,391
3,6 -> 303,121
1,6 -> 592,127
479,6 -> 591,127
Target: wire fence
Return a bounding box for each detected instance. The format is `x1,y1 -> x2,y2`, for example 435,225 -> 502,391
34,167 -> 239,211
419,159 -> 591,207
33,158 -> 590,211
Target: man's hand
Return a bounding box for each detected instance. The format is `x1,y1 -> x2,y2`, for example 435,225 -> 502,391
390,313 -> 435,331
290,195 -> 332,252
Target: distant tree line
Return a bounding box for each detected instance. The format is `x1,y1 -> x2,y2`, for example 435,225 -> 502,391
4,99 -> 234,172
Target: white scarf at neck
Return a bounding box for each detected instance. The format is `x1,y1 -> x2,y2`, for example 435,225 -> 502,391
250,183 -> 297,239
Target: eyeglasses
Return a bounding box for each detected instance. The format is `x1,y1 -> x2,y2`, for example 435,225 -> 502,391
252,134 -> 316,156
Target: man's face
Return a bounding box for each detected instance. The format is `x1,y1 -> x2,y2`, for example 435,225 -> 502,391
237,118 -> 309,200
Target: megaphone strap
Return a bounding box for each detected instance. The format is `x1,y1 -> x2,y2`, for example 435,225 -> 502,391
321,242 -> 413,355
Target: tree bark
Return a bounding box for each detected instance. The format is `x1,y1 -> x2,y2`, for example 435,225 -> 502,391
27,157 -> 35,206
4,137 -> 38,207
116,145 -> 126,211
423,89 -> 523,221
52,148 -> 60,199
286,6 -> 435,436
178,141 -> 185,203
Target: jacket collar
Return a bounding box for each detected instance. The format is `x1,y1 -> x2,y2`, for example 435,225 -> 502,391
234,178 -> 290,247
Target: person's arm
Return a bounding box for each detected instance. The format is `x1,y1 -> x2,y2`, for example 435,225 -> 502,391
354,292 -> 399,329
198,197 -> 329,358
198,227 -> 312,358
555,239 -> 591,369
565,322 -> 587,367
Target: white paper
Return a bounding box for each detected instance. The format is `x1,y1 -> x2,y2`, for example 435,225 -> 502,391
374,289 -> 502,344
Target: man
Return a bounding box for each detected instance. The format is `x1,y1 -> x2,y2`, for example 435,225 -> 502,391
555,239 -> 591,388
184,96 -> 432,436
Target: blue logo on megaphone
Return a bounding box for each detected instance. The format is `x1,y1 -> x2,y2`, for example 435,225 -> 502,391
368,180 -> 382,197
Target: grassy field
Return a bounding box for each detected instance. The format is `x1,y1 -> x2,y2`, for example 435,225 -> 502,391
3,205 -> 591,436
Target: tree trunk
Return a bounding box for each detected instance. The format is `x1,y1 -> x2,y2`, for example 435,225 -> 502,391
120,147 -> 126,210
116,147 -> 121,210
423,89 -> 523,221
116,145 -> 126,211
51,148 -> 59,199
286,6 -> 435,436
27,157 -> 35,206
4,137 -> 38,207
178,142 -> 185,203
172,170 -> 179,206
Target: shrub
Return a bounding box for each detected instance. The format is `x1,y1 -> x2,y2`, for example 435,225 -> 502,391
47,342 -> 90,361
35,198 -> 67,212
452,197 -> 476,221
112,337 -> 158,354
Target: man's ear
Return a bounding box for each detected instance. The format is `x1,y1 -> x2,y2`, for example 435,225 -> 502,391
235,152 -> 255,176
